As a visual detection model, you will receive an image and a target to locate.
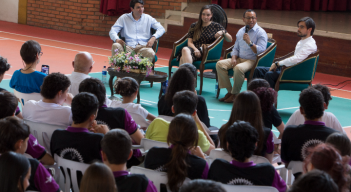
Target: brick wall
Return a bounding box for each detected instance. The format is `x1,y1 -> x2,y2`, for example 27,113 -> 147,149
144,0 -> 186,18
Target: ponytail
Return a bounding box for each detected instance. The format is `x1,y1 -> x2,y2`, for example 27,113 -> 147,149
114,77 -> 139,97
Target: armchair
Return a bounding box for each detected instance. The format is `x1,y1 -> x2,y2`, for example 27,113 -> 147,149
274,50 -> 320,107
216,38 -> 277,98
169,34 -> 225,95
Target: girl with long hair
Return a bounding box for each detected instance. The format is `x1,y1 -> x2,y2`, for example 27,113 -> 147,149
80,162 -> 117,192
177,5 -> 232,65
144,114 -> 209,192
218,91 -> 274,162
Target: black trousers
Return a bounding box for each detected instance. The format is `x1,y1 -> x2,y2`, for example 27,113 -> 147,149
253,66 -> 282,89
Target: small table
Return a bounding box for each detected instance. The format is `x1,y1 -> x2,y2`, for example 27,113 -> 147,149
108,67 -> 168,103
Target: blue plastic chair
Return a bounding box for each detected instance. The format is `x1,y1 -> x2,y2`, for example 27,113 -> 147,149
168,34 -> 225,95
216,38 -> 277,98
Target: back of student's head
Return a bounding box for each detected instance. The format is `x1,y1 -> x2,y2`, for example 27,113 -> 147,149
71,92 -> 99,124
79,78 -> 106,107
165,67 -> 195,106
326,133 -> 351,156
173,90 -> 198,115
219,91 -> 264,155
40,72 -> 71,99
288,169 -> 338,192
0,151 -> 31,192
20,40 -> 41,64
179,63 -> 197,78
0,117 -> 30,153
0,91 -> 18,119
166,113 -> 198,192
304,143 -> 350,192
0,56 -> 10,76
80,162 -> 117,192
247,78 -> 270,91
251,87 -> 277,112
114,77 -> 139,97
299,87 -> 324,120
179,179 -> 226,192
101,129 -> 132,165
312,84 -> 332,106
226,121 -> 258,162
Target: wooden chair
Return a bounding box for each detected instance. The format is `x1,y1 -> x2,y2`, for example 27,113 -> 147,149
216,38 -> 277,98
168,34 -> 225,95
274,50 -> 320,107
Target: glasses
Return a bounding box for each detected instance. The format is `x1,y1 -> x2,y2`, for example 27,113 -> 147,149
245,17 -> 256,20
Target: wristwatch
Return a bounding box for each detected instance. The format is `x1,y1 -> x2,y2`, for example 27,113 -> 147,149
249,41 -> 254,47
275,61 -> 279,68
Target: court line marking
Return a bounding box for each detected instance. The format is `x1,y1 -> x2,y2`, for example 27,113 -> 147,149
277,107 -> 299,111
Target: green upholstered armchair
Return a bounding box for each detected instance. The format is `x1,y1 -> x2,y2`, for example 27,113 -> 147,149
216,38 -> 277,98
168,34 -> 225,95
274,50 -> 320,107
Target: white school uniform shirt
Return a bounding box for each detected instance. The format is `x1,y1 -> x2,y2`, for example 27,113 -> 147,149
23,100 -> 72,127
109,101 -> 148,118
285,109 -> 345,133
279,36 -> 317,67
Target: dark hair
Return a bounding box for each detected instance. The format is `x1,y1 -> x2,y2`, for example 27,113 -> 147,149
299,87 -> 324,120
71,92 -> 99,124
226,121 -> 259,162
312,84 -> 332,106
165,67 -> 195,106
179,63 -> 197,78
40,72 -> 71,99
304,144 -> 351,192
20,40 -> 41,64
115,77 -> 139,97
179,179 -> 226,192
247,78 -> 270,91
191,5 -> 213,41
326,133 -> 351,156
288,169 -> 339,192
0,117 -> 30,153
251,87 -> 277,112
129,0 -> 144,8
243,9 -> 257,18
101,129 -> 132,164
297,17 -> 315,36
79,78 -> 106,107
173,90 -> 198,115
218,91 -> 265,155
80,162 -> 117,192
0,152 -> 30,192
166,114 -> 199,192
0,91 -> 18,119
0,56 -> 10,75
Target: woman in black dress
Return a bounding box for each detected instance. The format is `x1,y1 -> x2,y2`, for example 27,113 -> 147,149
178,5 -> 232,65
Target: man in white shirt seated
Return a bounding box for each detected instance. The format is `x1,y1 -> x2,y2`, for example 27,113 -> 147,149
109,0 -> 165,60
285,84 -> 345,133
23,72 -> 73,127
253,17 -> 317,88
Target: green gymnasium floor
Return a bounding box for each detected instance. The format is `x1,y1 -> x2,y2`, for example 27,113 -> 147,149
3,66 -> 349,138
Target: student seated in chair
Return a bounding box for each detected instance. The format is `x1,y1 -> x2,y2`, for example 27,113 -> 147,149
0,117 -> 61,192
0,91 -> 54,165
146,90 -> 215,155
208,121 -> 286,192
253,17 -> 317,88
145,114 -> 208,192
101,129 -> 157,192
22,72 -> 73,127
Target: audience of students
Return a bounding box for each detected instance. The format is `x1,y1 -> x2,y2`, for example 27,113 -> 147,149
10,40 -> 47,93
22,72 -> 73,127
80,162 -> 117,192
218,91 -> 274,162
101,129 -> 157,192
0,117 -> 61,192
179,179 -> 226,192
209,121 -> 286,192
145,114 -> 208,192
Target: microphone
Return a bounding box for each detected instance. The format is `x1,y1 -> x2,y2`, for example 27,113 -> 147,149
245,25 -> 250,33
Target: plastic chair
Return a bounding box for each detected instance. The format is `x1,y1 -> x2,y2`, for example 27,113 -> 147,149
24,120 -> 66,152
274,50 -> 320,107
207,148 -> 270,166
54,154 -> 90,192
132,138 -> 169,155
130,112 -> 150,128
13,89 -> 43,107
221,184 -> 279,192
216,38 -> 277,98
168,35 -> 225,95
